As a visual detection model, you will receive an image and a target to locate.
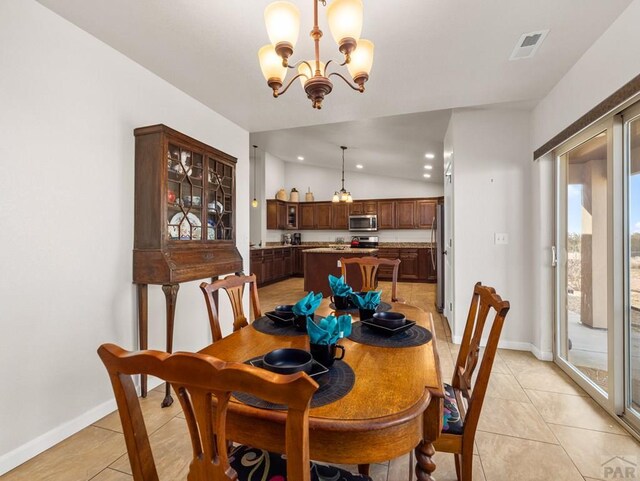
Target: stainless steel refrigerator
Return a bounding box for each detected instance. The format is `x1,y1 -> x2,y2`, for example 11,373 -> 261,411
431,204 -> 445,313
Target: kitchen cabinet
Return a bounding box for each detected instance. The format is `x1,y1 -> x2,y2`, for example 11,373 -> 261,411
292,247 -> 305,276
395,200 -> 417,229
332,203 -> 349,230
251,248 -> 293,285
299,203 -> 315,229
399,249 -> 420,280
349,201 -> 377,215
377,248 -> 400,279
315,202 -> 333,229
267,200 -> 298,230
377,201 -> 395,229
420,248 -> 437,283
416,200 -> 437,228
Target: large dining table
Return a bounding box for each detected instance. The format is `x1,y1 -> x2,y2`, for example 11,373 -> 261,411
198,298 -> 445,481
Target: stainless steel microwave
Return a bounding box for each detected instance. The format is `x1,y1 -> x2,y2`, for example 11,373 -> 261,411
349,214 -> 378,232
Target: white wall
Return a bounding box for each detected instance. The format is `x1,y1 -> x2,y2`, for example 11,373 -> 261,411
443,119 -> 455,329
532,0 -> 640,150
0,0 -> 249,474
449,108 -> 535,352
260,160 -> 443,243
249,149 -> 265,245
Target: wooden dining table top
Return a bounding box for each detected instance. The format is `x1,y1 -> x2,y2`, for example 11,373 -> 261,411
200,298 -> 443,470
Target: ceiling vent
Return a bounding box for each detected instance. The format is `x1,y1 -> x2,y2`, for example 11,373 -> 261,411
509,30 -> 549,60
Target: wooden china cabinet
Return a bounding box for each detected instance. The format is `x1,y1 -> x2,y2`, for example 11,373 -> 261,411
133,124 -> 242,406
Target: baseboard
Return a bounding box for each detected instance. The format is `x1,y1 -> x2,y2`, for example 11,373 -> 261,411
0,378 -> 164,476
450,335 -> 553,362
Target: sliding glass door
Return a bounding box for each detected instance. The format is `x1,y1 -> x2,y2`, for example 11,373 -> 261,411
624,103 -> 640,429
556,121 -> 614,404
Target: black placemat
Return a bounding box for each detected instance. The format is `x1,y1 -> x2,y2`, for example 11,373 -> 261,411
233,358 -> 355,410
251,314 -> 322,336
328,301 -> 392,314
348,321 -> 432,348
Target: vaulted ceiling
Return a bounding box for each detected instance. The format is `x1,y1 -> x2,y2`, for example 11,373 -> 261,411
37,0 -> 633,133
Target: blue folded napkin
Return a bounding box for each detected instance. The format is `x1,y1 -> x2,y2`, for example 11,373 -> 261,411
351,290 -> 382,310
292,291 -> 323,317
307,314 -> 353,345
328,274 -> 353,297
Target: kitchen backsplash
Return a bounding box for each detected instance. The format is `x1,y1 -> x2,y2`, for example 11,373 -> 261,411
264,228 -> 434,244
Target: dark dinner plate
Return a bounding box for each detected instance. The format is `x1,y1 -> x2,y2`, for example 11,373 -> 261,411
249,357 -> 329,379
264,311 -> 295,327
361,319 -> 417,336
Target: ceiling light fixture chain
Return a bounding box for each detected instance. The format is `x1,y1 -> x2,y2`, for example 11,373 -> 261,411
258,0 -> 374,109
251,145 -> 259,208
332,145 -> 353,203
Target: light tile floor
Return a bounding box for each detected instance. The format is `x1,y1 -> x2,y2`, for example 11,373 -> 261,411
3,279 -> 640,481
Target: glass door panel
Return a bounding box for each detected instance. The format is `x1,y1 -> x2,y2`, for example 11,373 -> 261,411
557,128 -> 610,398
625,107 -> 640,424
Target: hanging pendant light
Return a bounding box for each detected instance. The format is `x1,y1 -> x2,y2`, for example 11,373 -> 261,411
251,145 -> 259,208
332,146 -> 353,203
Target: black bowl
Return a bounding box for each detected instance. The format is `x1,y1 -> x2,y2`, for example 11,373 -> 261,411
274,305 -> 295,317
372,311 -> 407,329
262,348 -> 313,375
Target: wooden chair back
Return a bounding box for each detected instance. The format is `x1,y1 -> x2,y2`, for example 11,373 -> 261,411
451,282 -> 510,442
200,274 -> 261,342
98,343 -> 318,481
340,257 -> 401,302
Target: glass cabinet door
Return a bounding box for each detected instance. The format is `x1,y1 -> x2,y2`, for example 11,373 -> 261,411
166,142 -> 204,241
206,157 -> 234,241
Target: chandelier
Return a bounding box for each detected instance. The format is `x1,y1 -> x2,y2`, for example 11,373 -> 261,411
332,146 -> 353,203
258,0 -> 374,109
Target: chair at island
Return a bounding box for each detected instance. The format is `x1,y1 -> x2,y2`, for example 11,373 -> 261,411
340,256 -> 402,302
97,343 -> 372,481
200,273 -> 262,341
434,282 -> 510,481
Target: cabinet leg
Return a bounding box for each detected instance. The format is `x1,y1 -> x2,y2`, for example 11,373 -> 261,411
357,464 -> 370,476
137,284 -> 148,398
161,284 -> 179,408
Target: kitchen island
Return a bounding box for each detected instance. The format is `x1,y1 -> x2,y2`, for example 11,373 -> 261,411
303,247 -> 378,296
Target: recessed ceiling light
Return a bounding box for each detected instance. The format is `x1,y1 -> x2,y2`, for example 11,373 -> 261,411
297,156 -> 304,161
424,165 -> 433,170
356,164 -> 363,169
423,173 -> 431,178
425,153 -> 435,159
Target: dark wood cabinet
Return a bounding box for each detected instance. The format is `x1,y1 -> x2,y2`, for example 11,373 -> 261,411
377,248 -> 400,279
299,203 -> 315,229
399,249 -> 420,280
133,124 -> 242,401
292,247 -> 304,276
395,200 -> 417,229
420,248 -> 437,283
416,200 -> 437,228
267,197 -> 440,231
377,201 -> 395,229
332,203 -> 349,230
267,200 -> 298,230
315,202 -> 333,229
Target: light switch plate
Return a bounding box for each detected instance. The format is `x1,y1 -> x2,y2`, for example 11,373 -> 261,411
337,260 -> 342,267
495,233 -> 509,245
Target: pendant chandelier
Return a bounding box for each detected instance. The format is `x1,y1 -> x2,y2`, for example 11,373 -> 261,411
251,145 -> 259,208
332,146 -> 353,203
258,0 -> 374,109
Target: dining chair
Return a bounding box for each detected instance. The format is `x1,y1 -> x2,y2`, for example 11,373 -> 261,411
200,273 -> 262,342
98,343 -> 372,481
340,256 -> 402,302
433,282 -> 510,481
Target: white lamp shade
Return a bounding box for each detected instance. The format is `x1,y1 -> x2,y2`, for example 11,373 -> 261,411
258,44 -> 287,82
332,193 -> 340,203
327,0 -> 363,44
264,1 -> 300,47
297,60 -> 325,88
347,39 -> 374,78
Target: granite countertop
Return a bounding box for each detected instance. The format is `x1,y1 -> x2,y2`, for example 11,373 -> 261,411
250,242 -> 434,250
301,247 -> 379,254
